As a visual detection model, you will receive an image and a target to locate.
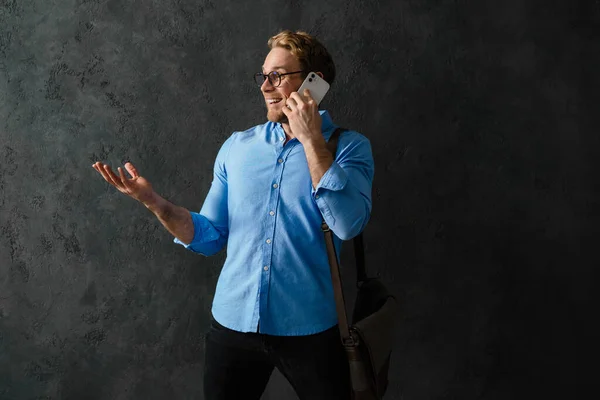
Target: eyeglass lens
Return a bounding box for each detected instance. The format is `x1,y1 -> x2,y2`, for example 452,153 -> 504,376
254,72 -> 280,87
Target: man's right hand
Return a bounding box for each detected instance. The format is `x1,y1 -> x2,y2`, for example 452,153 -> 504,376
92,161 -> 156,205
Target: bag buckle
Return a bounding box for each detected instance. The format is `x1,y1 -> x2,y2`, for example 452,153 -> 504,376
343,331 -> 360,347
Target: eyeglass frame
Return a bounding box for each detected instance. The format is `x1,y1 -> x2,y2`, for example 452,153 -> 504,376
254,70 -> 306,87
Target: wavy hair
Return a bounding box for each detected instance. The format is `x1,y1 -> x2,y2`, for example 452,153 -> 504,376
268,30 -> 336,86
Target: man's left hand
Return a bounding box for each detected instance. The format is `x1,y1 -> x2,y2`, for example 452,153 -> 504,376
282,89 -> 323,145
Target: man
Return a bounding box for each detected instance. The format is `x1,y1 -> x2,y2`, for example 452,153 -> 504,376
93,30 -> 374,400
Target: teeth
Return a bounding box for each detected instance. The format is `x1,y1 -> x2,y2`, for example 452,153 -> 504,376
268,99 -> 282,104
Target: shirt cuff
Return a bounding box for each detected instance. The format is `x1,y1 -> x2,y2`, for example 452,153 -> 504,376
173,211 -> 221,248
312,162 -> 348,197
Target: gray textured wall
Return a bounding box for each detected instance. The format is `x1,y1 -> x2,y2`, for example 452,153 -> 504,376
1,0 -> 597,399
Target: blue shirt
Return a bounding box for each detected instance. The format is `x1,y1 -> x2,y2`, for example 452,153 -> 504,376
174,110 -> 374,335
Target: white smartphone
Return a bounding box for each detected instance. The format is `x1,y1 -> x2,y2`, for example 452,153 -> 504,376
297,72 -> 330,106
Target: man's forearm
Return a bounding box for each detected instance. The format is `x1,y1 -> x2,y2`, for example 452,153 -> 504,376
303,137 -> 333,189
142,192 -> 194,244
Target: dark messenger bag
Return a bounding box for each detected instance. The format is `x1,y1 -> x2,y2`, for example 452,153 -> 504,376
323,128 -> 398,399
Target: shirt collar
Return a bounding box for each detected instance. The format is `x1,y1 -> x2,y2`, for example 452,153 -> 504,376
270,110 -> 337,143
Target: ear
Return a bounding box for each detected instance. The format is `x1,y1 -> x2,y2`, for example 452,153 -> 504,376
316,72 -> 324,79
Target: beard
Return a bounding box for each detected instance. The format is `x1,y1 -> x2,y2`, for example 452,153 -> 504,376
267,106 -> 288,124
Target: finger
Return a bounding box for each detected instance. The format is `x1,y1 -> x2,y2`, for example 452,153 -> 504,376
94,163 -> 114,184
118,167 -> 129,185
118,167 -> 135,192
124,162 -> 139,178
103,164 -> 124,189
93,163 -> 107,181
289,92 -> 305,106
303,89 -> 313,101
289,92 -> 309,112
119,164 -> 132,179
285,95 -> 297,111
97,166 -> 115,186
303,89 -> 316,105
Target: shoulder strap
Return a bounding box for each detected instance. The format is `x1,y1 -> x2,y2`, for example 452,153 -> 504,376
326,127 -> 368,285
326,127 -> 344,157
321,127 -> 370,346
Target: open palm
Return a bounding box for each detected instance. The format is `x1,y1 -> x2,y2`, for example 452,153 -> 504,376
92,161 -> 155,204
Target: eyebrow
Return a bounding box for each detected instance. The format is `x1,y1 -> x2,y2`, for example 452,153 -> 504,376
262,66 -> 288,72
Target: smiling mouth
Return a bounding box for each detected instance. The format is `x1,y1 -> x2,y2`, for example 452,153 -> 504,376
267,98 -> 283,105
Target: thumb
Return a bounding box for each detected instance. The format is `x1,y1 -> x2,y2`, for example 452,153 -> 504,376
124,162 -> 139,178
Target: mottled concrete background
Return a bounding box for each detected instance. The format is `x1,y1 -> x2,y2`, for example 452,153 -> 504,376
0,0 -> 597,399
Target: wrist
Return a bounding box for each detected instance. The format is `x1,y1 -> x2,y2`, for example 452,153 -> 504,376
142,192 -> 165,214
302,135 -> 328,154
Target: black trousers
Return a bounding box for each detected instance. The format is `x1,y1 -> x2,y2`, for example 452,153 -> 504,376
203,317 -> 351,400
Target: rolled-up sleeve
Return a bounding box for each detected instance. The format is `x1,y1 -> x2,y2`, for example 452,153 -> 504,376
173,135 -> 234,255
312,132 -> 374,240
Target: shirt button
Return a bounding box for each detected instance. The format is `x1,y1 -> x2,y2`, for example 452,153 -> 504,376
264,266 -> 269,271
266,239 -> 272,244
315,195 -> 320,199
278,158 -> 283,163
273,183 -> 278,189
269,211 -> 275,216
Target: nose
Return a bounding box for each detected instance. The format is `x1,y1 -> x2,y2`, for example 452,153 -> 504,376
260,76 -> 274,93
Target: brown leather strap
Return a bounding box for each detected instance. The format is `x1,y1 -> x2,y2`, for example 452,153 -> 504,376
321,127 -> 367,346
325,128 -> 368,285
323,127 -> 352,344
326,127 -> 344,156
322,221 -> 353,344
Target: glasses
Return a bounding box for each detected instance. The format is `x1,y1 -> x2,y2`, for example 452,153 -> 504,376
254,70 -> 305,87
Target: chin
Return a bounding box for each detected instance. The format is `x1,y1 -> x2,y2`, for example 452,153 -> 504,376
267,109 -> 287,123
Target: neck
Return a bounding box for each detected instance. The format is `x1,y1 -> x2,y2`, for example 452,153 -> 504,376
282,122 -> 294,142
